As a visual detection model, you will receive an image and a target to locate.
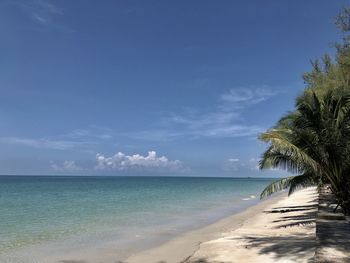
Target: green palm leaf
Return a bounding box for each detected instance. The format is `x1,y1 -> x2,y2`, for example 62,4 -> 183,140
260,174 -> 316,199
259,129 -> 320,174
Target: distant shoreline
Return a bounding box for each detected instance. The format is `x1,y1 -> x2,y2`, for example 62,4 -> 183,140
0,174 -> 279,179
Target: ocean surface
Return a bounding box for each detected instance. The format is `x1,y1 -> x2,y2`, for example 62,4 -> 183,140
0,176 -> 274,262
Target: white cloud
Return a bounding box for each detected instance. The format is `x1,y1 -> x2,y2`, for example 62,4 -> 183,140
0,128 -> 115,151
15,0 -> 63,25
36,0 -> 63,15
0,128 -> 114,151
31,0 -> 63,25
130,87 -> 276,140
65,128 -> 113,140
95,151 -> 185,172
0,137 -> 92,150
11,0 -> 74,32
51,160 -> 83,171
223,157 -> 262,171
172,112 -> 239,129
126,130 -> 182,141
176,87 -> 276,138
33,13 -> 47,24
248,158 -> 261,171
220,87 -> 276,110
187,122 -> 262,138
225,157 -> 291,173
169,105 -> 263,138
223,158 -> 244,171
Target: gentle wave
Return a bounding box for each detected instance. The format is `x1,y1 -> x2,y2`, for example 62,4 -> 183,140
0,176 -> 273,261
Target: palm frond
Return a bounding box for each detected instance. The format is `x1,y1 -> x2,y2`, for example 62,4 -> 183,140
260,176 -> 295,199
259,129 -> 320,174
260,174 -> 316,199
259,148 -> 305,173
288,173 -> 317,195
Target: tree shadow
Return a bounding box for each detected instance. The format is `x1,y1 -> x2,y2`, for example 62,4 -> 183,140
186,234 -> 316,262
317,218 -> 350,254
264,203 -> 318,214
187,201 -> 318,263
243,234 -> 315,262
263,202 -> 318,229
316,190 -> 350,258
254,191 -> 318,257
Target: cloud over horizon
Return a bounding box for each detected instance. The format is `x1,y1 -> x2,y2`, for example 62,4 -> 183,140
95,151 -> 186,173
223,157 -> 261,172
51,160 -> 83,172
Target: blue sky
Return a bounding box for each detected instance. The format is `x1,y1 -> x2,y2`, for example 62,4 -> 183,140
0,0 -> 347,176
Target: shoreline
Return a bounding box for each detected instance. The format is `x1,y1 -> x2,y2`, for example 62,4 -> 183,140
126,191 -> 288,263
47,194 -> 276,263
127,188 -> 317,263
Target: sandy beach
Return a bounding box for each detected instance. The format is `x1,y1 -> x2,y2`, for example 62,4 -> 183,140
127,187 -> 317,263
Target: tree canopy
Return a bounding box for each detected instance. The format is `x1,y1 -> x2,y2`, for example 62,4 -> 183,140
259,7 -> 350,215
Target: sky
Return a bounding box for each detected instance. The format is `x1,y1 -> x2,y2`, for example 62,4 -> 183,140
0,0 -> 348,176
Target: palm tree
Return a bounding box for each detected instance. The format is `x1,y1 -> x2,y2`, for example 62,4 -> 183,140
259,88 -> 350,215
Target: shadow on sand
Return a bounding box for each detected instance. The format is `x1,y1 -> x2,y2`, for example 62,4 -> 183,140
185,200 -> 319,263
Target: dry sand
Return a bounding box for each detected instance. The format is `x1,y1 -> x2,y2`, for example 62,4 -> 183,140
127,187 -> 318,263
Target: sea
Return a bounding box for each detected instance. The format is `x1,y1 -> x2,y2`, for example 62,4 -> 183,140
0,176 -> 274,262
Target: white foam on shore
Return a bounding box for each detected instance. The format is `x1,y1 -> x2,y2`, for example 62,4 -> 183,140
242,195 -> 257,201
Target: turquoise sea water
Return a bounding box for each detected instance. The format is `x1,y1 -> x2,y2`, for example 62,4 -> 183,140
0,176 -> 273,262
